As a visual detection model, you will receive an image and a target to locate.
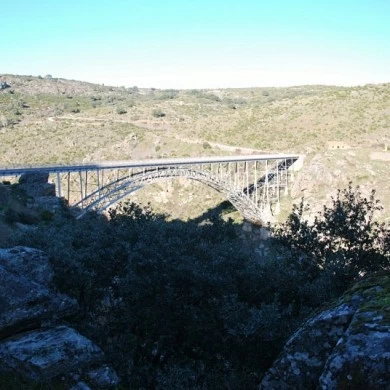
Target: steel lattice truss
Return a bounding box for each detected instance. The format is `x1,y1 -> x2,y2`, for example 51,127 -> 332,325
0,154 -> 300,224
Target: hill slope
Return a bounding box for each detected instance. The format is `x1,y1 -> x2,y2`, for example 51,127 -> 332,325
1,74 -> 389,220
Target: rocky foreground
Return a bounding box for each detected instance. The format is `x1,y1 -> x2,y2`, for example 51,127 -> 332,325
260,274 -> 390,389
1,245 -> 388,389
0,172 -> 389,388
0,246 -> 119,389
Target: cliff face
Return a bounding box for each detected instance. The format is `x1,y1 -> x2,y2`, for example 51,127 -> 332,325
260,274 -> 390,389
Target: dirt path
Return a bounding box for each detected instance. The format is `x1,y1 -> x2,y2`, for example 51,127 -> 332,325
48,115 -> 132,124
173,136 -> 263,154
48,115 -> 263,154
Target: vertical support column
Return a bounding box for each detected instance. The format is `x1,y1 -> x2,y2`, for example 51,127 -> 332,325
265,160 -> 269,206
290,158 -> 295,182
56,172 -> 62,198
85,170 -> 88,198
276,161 -> 280,206
241,162 -> 245,192
67,173 -> 70,204
97,168 -> 101,201
245,161 -> 249,198
284,159 -> 289,195
277,161 -> 280,204
254,161 -> 258,205
79,171 -> 84,207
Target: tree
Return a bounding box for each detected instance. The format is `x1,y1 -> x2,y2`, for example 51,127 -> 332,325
272,184 -> 389,284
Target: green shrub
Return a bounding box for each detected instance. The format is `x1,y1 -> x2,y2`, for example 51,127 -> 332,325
272,183 -> 390,287
154,89 -> 179,100
152,108 -> 165,118
116,106 -> 127,115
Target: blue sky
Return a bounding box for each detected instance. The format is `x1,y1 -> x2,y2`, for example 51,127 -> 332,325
1,0 -> 389,88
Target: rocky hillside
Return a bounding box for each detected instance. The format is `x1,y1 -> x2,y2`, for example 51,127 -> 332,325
0,74 -> 389,221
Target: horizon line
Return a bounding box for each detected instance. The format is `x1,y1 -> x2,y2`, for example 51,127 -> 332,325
1,73 -> 389,91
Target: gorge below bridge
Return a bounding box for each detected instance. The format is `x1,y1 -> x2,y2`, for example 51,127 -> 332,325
0,154 -> 302,224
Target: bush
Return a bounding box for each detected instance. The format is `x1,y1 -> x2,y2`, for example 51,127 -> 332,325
157,89 -> 178,100
272,183 -> 390,287
116,106 -> 127,115
152,109 -> 165,118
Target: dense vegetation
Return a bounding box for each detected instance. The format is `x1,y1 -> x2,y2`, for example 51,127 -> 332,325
5,185 -> 388,389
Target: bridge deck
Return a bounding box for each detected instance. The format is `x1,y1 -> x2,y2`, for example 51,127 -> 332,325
0,154 -> 300,176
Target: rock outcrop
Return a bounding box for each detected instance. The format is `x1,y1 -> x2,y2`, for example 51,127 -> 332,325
0,246 -> 120,389
260,274 -> 390,389
19,171 -> 56,198
0,326 -> 104,381
0,246 -> 54,286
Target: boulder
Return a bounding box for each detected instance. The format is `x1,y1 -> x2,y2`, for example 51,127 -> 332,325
0,246 -> 54,286
0,246 -> 120,388
260,274 -> 390,390
19,172 -> 50,185
319,300 -> 390,388
0,326 -> 104,381
0,264 -> 77,339
86,365 -> 121,388
19,171 -> 55,197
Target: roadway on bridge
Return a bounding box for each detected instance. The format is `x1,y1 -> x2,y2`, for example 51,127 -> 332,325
0,154 -> 300,176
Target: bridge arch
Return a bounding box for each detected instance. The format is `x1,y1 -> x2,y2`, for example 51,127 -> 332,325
74,167 -> 264,223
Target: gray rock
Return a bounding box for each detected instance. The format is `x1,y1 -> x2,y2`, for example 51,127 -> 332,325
319,309 -> 390,389
260,302 -> 359,389
19,172 -> 55,197
0,246 -> 119,387
0,246 -> 54,286
0,264 -> 77,339
87,365 -> 120,388
260,275 -> 390,390
0,326 -> 104,381
19,172 -> 50,185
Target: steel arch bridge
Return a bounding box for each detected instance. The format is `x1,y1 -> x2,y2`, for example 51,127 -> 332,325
0,154 -> 301,224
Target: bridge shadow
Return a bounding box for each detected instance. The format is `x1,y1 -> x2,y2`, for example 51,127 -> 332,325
191,200 -> 236,224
